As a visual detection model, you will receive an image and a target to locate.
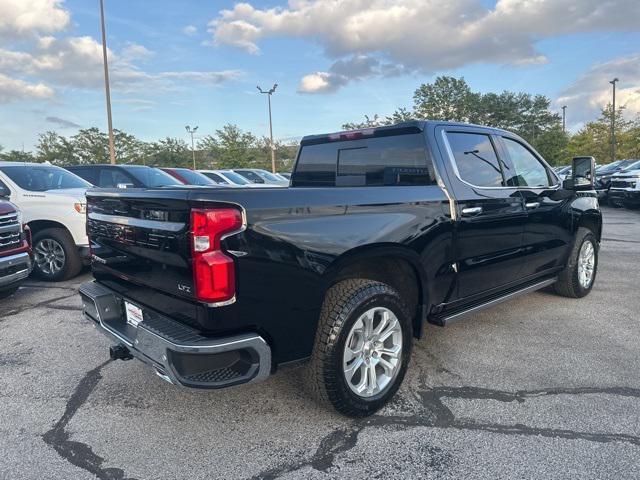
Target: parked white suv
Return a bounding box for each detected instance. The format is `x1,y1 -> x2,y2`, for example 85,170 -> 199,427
0,162 -> 90,281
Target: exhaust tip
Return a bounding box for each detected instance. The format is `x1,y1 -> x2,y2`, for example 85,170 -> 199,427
110,344 -> 133,361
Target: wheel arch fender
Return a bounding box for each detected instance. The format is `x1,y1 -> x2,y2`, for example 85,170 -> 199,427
321,243 -> 429,338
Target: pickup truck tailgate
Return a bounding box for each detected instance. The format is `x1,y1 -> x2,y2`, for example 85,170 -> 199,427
87,189 -> 196,300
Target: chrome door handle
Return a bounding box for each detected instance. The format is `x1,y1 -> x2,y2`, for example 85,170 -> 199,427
461,206 -> 483,216
525,202 -> 540,209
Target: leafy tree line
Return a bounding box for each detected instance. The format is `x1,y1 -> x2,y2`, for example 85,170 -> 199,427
2,76 -> 638,169
343,76 -> 640,166
0,124 -> 299,171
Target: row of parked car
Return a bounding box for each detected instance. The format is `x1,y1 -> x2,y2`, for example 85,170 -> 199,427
554,158 -> 640,208
0,162 -> 291,295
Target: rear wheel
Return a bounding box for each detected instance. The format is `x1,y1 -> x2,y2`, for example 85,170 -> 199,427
553,228 -> 598,298
32,228 -> 82,282
307,279 -> 412,417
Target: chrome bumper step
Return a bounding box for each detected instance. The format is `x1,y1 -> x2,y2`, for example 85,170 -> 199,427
79,281 -> 272,389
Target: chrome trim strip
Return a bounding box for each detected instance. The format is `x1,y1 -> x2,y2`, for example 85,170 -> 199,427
0,267 -> 30,287
88,212 -> 185,232
0,251 -> 30,267
441,278 -> 557,326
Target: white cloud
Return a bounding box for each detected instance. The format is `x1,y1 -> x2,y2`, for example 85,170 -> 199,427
0,73 -> 54,102
0,2 -> 242,103
183,25 -> 197,36
557,54 -> 640,126
0,0 -> 69,39
120,42 -> 154,63
210,0 -> 640,92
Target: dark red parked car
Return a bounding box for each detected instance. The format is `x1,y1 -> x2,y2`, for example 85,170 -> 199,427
0,198 -> 32,298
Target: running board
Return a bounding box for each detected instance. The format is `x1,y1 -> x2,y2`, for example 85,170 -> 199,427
434,277 -> 557,326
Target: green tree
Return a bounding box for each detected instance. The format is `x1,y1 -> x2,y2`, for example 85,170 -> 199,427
114,130 -> 147,165
70,128 -> 109,164
210,124 -> 257,169
145,137 -> 191,167
0,150 -> 37,162
36,131 -> 75,165
412,76 -> 480,122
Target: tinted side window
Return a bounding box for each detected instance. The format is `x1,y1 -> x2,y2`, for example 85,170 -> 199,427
337,134 -> 433,187
502,138 -> 551,187
294,133 -> 434,187
446,132 -> 504,187
69,168 -> 98,185
98,168 -> 132,188
293,143 -> 338,187
203,172 -> 225,184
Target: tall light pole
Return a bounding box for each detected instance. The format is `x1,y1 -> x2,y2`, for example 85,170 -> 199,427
609,78 -> 619,163
257,84 -> 278,173
99,0 -> 116,164
561,106 -> 567,133
185,125 -> 198,170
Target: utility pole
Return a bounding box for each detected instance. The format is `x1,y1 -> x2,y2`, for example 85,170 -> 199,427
257,84 -> 278,173
561,106 -> 567,133
185,125 -> 198,169
99,0 -> 116,164
609,78 -> 619,163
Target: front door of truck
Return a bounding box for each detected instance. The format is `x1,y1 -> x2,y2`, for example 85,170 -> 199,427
496,135 -> 572,278
435,126 -> 527,299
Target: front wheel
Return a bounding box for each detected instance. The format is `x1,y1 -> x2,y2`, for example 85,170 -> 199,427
32,228 -> 82,282
307,279 -> 412,417
553,227 -> 598,298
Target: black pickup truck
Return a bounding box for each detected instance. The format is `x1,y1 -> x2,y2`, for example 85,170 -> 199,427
79,121 -> 601,417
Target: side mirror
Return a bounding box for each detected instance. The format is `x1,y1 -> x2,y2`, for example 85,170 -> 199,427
563,156 -> 595,190
0,185 -> 10,198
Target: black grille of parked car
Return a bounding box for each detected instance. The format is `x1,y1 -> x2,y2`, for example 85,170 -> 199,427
610,179 -> 636,188
0,213 -> 21,252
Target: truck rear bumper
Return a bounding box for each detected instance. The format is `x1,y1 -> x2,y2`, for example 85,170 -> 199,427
79,281 -> 272,389
0,252 -> 32,290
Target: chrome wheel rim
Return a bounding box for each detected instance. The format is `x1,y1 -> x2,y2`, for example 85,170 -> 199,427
577,240 -> 595,289
34,238 -> 66,275
342,307 -> 403,398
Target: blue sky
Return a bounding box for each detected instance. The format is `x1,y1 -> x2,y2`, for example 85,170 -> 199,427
1,0 -> 639,151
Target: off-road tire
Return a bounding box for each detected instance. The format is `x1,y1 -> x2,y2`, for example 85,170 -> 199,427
553,227 -> 598,298
307,279 -> 413,417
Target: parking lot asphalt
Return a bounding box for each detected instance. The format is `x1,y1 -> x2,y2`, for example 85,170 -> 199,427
1,206 -> 639,480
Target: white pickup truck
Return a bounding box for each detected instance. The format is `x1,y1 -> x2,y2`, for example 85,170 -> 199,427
0,162 -> 90,281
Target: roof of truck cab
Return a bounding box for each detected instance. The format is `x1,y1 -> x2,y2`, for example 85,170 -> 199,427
300,120 -> 514,145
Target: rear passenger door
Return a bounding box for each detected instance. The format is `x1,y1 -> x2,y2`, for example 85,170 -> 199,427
497,135 -> 571,278
436,126 -> 527,299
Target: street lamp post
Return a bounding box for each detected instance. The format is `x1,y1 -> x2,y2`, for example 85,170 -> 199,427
257,84 -> 278,173
185,125 -> 198,170
99,0 -> 116,165
609,78 -> 619,163
561,106 -> 567,133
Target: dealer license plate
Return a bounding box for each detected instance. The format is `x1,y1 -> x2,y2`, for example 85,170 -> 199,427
124,301 -> 143,327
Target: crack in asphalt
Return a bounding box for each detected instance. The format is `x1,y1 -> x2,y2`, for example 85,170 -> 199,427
250,385 -> 640,479
0,292 -> 79,319
42,361 -> 139,480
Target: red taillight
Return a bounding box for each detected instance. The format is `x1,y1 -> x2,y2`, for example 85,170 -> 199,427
191,208 -> 243,303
